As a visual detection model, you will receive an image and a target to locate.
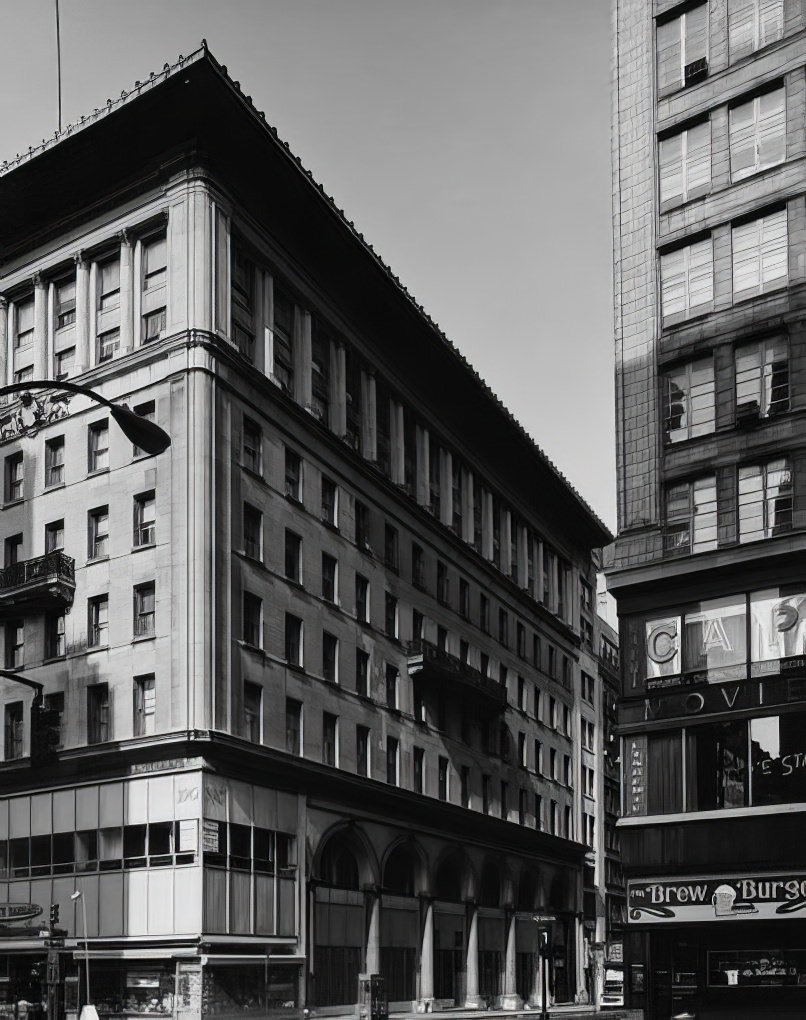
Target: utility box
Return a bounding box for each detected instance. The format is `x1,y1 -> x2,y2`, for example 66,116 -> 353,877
357,974 -> 387,1020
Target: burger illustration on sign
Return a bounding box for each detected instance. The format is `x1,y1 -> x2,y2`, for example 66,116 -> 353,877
712,884 -> 757,917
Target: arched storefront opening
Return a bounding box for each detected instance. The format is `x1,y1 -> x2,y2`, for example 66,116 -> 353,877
313,833 -> 366,1008
381,844 -> 419,1004
433,852 -> 467,1004
515,870 -> 539,1003
478,860 -> 505,1003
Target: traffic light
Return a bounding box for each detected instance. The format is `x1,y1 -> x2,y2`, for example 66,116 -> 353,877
50,903 -> 59,928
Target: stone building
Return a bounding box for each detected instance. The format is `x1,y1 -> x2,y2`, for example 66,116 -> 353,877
0,45 -> 612,1019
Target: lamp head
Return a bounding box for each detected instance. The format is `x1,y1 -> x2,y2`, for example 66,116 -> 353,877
71,891 -> 81,901
109,404 -> 171,456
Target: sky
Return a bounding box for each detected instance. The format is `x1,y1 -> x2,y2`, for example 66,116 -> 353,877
0,0 -> 616,530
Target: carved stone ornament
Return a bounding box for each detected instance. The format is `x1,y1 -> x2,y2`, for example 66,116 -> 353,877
0,391 -> 70,443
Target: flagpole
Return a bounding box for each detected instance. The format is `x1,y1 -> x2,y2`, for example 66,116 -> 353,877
55,0 -> 62,131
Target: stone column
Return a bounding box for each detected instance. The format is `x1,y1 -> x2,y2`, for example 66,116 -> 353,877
74,253 -> 90,373
500,508 -> 512,577
365,885 -> 381,975
500,911 -> 522,1009
464,901 -> 483,1008
33,274 -> 47,379
0,298 -> 7,387
482,489 -> 494,561
418,896 -> 435,1010
440,448 -> 452,527
296,308 -> 312,409
119,230 -> 134,353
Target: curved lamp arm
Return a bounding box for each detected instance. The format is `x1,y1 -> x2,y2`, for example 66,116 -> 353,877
0,379 -> 171,455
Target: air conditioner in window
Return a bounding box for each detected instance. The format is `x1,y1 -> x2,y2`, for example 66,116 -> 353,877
736,400 -> 760,429
684,57 -> 708,85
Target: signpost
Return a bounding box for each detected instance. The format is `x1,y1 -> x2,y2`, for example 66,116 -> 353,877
533,915 -> 556,1020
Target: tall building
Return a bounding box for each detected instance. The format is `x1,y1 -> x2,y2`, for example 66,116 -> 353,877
0,45 -> 613,1019
610,1 -> 806,1017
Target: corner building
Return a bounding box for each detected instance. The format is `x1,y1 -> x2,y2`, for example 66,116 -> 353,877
610,1 -> 806,1017
0,47 -> 612,1020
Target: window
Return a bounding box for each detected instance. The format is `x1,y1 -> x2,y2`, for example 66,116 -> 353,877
550,747 -> 558,781
518,732 -> 527,767
413,746 -> 425,793
734,208 -> 789,303
88,506 -> 109,559
13,366 -> 33,385
498,608 -> 508,646
134,492 -> 156,547
88,596 -> 108,648
355,574 -> 369,623
583,766 -> 595,798
284,448 -> 302,502
55,347 -> 74,381
663,358 -> 715,443
564,805 -> 572,838
322,713 -> 338,767
583,719 -> 595,751
4,534 -> 21,567
534,739 -> 543,775
272,285 -> 295,394
459,578 -> 470,618
98,257 -> 120,310
321,476 -> 338,526
44,692 -> 64,751
533,634 -> 541,669
355,649 -> 369,697
244,682 -> 261,743
243,503 -> 262,560
322,632 -> 338,683
582,672 -> 595,704
5,453 -> 23,503
355,500 -> 370,549
480,593 -> 489,633
665,475 -> 718,553
55,278 -> 76,329
437,562 -> 449,605
242,417 -> 262,475
385,664 -> 398,709
738,458 -> 792,542
321,553 -> 338,603
730,88 -> 785,182
517,622 -> 526,658
4,703 -> 23,760
45,437 -> 64,487
563,754 -> 572,785
659,119 -> 711,205
87,683 -> 110,744
285,614 -> 303,667
97,328 -> 120,364
356,725 -> 370,777
535,793 -> 543,830
412,543 -> 425,588
438,757 -> 449,801
281,532 -> 302,586
661,238 -> 713,321
133,582 -> 156,638
412,608 -> 424,644
45,611 -> 66,659
133,674 -> 156,737
242,593 -> 262,647
285,698 -> 302,755
550,800 -> 558,835
386,736 -> 399,785
385,592 -> 398,639
657,4 -> 708,92
482,774 -> 490,814
729,0 -> 784,60
15,299 -> 33,348
142,308 -> 166,343
131,401 -> 156,459
384,523 -> 399,570
88,420 -> 109,473
736,337 -> 788,419
143,236 -> 167,290
4,621 -> 23,669
500,781 -> 508,821
311,317 -> 331,424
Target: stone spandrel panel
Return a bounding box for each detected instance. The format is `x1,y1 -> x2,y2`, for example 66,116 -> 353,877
613,0 -> 660,538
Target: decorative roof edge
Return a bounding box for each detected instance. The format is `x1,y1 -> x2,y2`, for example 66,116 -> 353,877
1,40 -> 612,544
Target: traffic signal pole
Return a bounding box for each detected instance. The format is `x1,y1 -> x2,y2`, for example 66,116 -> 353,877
46,903 -> 64,1020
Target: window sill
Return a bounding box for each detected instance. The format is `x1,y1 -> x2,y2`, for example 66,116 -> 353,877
44,482 -> 65,492
85,645 -> 109,655
43,656 -> 66,665
132,634 -> 156,643
132,543 -> 156,553
2,499 -> 23,510
284,493 -> 304,507
87,468 -> 110,478
87,555 -> 109,565
321,519 -> 339,533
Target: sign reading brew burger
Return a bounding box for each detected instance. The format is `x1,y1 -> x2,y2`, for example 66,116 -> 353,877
628,874 -> 806,923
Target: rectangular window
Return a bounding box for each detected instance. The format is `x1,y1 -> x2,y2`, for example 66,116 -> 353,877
44,692 -> 64,751
322,631 -> 338,683
285,448 -> 302,502
738,458 -> 793,541
244,681 -> 262,742
663,358 -> 715,443
133,582 -> 156,638
133,674 -> 156,737
438,756 -> 449,801
243,593 -> 262,648
736,337 -> 789,419
459,578 -> 470,618
661,238 -> 713,321
44,437 -> 64,487
356,725 -> 370,777
97,328 -> 120,364
87,683 -> 110,744
131,400 -> 155,459
15,299 -> 33,348
88,596 -> 108,648
385,664 -> 398,709
657,4 -> 708,92
55,347 -> 74,381
4,702 -> 23,760
386,736 -> 399,785
285,614 -> 303,666
355,500 -> 370,549
659,119 -> 711,205
285,531 -> 302,584
88,506 -> 109,559
414,746 -> 425,794
88,420 -> 109,473
498,608 -> 508,646
321,476 -> 338,527
479,595 -> 490,633
733,208 -> 788,300
272,285 -> 295,394
482,774 -> 490,814
311,318 -> 331,425
13,366 -> 33,386
55,278 -> 76,329
518,732 -> 527,767
134,492 -> 156,548
729,0 -> 784,60
243,503 -> 262,560
324,714 -> 338,767
534,739 -> 543,775
384,523 -> 399,571
412,543 -> 425,589
500,781 -> 508,820
5,453 -> 23,503
143,236 -> 167,290
242,417 -> 262,475
437,561 -> 449,605
321,553 -> 338,603
285,698 -> 302,755
665,475 -> 718,554
686,722 -> 745,811
45,610 -> 66,659
385,593 -> 398,639
98,257 -> 120,310
142,308 -> 166,343
730,88 -> 785,182
355,649 -> 369,697
355,574 -> 369,623
4,534 -> 21,568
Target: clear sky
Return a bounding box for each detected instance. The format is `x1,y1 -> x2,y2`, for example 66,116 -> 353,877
1,0 -> 616,529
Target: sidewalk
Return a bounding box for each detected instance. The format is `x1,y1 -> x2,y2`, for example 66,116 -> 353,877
387,1007 -> 640,1020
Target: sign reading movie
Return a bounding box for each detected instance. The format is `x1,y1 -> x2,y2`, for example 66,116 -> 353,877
628,873 -> 806,924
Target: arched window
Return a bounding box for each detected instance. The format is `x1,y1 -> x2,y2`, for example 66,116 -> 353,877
435,854 -> 463,901
479,861 -> 500,907
320,836 -> 359,889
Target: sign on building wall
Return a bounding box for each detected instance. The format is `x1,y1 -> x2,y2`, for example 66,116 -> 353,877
629,873 -> 806,923
624,736 -> 647,816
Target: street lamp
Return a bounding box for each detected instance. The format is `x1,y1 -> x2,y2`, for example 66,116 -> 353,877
71,890 -> 93,1019
0,379 -> 171,455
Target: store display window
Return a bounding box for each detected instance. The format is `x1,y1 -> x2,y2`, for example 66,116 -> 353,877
708,949 -> 806,987
76,963 -> 175,1016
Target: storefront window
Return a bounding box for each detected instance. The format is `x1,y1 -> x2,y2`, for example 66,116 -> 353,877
92,962 -> 174,1015
647,732 -> 683,814
203,963 -> 266,1015
686,721 -> 748,810
709,949 -> 806,987
751,711 -> 806,805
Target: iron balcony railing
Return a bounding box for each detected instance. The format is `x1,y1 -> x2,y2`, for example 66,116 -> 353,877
0,552 -> 76,613
407,638 -> 507,710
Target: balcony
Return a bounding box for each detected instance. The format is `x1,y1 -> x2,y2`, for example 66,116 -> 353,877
407,639 -> 507,716
0,552 -> 75,616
